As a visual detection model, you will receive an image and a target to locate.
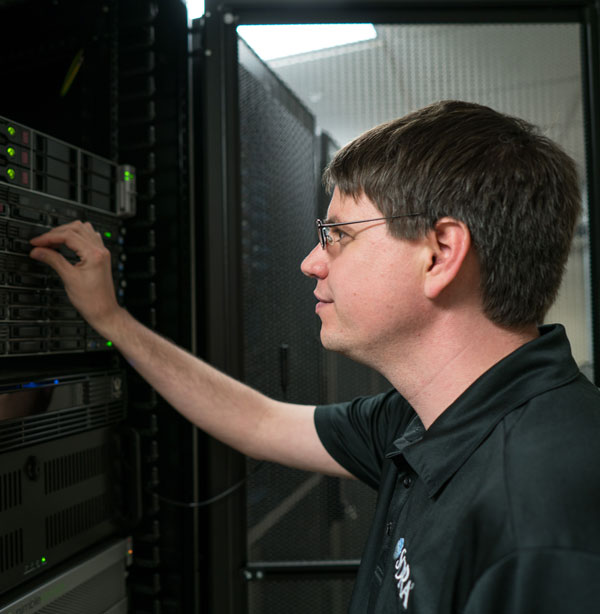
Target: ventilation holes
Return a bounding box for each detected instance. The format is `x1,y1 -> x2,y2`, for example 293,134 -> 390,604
44,444 -> 110,495
0,470 -> 22,512
45,494 -> 111,549
0,529 -> 23,573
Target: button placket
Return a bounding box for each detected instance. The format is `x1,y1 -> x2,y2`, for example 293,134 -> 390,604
381,472 -> 413,548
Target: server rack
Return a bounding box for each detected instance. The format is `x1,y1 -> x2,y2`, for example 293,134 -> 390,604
0,122 -> 131,614
0,0 -> 194,612
118,1 -> 197,611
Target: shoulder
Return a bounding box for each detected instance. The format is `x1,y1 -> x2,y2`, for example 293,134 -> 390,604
316,388 -> 410,427
314,389 -> 415,488
504,373 -> 600,470
462,547 -> 600,614
501,374 -> 600,549
315,388 -> 413,450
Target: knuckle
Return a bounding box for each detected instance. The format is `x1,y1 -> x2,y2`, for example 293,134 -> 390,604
96,246 -> 112,263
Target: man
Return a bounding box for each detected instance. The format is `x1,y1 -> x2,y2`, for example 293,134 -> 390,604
29,101 -> 600,613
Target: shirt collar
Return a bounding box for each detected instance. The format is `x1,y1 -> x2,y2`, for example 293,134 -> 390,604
385,324 -> 581,498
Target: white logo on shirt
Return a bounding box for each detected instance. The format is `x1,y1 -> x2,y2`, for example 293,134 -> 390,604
393,538 -> 415,610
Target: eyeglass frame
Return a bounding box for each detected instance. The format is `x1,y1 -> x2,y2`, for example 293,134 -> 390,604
315,213 -> 424,249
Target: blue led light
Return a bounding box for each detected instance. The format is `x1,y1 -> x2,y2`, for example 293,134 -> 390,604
53,379 -> 59,385
23,382 -> 38,388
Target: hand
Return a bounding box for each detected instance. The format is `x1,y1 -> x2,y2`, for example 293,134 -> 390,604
29,221 -> 121,334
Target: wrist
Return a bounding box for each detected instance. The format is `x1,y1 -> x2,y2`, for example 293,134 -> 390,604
90,304 -> 130,344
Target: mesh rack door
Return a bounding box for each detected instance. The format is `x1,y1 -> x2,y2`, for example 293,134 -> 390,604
238,38 -> 378,614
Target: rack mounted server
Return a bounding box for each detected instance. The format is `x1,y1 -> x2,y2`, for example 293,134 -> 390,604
0,367 -> 130,595
0,116 -> 137,597
0,115 -> 136,356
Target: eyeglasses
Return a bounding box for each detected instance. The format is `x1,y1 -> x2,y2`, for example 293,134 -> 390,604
315,213 -> 423,249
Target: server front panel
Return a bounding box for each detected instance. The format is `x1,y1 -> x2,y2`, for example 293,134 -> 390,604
0,115 -> 135,599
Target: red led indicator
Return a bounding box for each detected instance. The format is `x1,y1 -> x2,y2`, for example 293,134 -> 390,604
21,150 -> 29,165
21,130 -> 29,146
20,170 -> 29,186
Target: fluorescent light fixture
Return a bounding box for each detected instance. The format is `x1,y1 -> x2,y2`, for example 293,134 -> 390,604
185,0 -> 205,19
237,23 -> 377,61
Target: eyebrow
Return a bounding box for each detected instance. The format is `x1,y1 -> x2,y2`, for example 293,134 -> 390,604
322,216 -> 365,228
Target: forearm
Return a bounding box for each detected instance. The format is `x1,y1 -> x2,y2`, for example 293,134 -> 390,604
100,306 -> 277,459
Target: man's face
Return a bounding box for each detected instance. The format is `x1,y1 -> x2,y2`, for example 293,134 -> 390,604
301,188 -> 430,364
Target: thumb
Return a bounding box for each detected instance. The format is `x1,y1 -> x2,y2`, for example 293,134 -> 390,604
29,246 -> 73,280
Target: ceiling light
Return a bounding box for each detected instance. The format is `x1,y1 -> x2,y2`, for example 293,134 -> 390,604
237,24 -> 377,61
185,0 -> 205,19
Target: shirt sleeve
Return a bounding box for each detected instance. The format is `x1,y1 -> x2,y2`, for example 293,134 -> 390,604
314,389 -> 415,489
462,548 -> 600,613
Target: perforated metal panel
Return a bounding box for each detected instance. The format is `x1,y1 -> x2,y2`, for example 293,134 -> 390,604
248,577 -> 355,614
238,37 -> 378,609
247,468 -> 375,561
239,39 -> 321,405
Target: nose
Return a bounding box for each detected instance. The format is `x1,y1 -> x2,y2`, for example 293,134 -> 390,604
301,243 -> 328,279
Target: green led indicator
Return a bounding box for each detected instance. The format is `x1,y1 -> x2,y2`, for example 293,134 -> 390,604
123,170 -> 134,182
106,341 -> 113,347
6,168 -> 15,180
41,557 -> 46,563
6,147 -> 15,157
7,126 -> 15,136
104,231 -> 112,239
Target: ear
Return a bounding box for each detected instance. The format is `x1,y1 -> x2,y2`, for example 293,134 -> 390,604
423,217 -> 472,300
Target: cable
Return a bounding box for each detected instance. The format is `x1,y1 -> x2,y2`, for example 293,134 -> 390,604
154,461 -> 266,509
60,49 -> 84,97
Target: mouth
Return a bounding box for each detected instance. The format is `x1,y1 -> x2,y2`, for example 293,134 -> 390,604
314,293 -> 333,313
314,292 -> 332,303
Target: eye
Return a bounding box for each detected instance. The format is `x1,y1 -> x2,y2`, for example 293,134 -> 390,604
331,228 -> 348,242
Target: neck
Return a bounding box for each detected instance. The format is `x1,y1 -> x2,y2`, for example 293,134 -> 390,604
373,314 -> 539,429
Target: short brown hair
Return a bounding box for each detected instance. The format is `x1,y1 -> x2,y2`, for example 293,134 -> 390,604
323,100 -> 581,328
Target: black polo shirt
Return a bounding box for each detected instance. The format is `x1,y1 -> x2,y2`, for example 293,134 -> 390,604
315,324 -> 600,613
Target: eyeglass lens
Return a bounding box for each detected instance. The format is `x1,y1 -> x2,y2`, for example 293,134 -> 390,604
316,222 -> 331,249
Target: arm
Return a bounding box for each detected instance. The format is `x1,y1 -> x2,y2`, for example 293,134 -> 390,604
30,221 -> 352,478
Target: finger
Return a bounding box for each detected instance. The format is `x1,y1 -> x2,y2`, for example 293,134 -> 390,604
29,246 -> 74,279
34,220 -> 97,239
30,220 -> 100,243
30,222 -> 104,260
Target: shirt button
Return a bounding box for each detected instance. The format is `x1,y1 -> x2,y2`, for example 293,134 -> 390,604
403,476 -> 413,488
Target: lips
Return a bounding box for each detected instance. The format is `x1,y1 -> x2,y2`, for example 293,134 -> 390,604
314,292 -> 333,304
314,292 -> 333,314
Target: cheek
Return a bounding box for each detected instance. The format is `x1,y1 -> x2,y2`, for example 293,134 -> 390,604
342,271 -> 399,319
330,246 -> 419,315
365,267 -> 422,322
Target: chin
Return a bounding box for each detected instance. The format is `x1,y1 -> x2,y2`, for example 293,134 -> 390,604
320,331 -> 367,364
320,333 -> 343,354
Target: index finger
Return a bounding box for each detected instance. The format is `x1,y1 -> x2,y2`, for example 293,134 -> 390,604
30,220 -> 103,253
